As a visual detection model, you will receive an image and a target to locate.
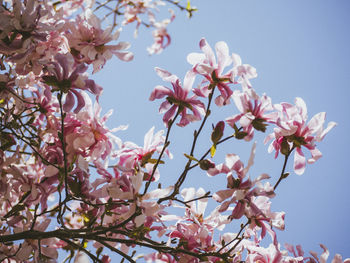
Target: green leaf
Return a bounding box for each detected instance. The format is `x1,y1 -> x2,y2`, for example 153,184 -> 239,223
184,153 -> 198,162
186,0 -> 191,10
147,158 -> 165,164
210,144 -> 216,158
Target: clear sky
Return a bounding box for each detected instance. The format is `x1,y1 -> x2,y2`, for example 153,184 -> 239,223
92,0 -> 350,259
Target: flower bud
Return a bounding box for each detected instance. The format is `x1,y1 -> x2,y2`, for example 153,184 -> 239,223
211,121 -> 225,144
199,159 -> 215,170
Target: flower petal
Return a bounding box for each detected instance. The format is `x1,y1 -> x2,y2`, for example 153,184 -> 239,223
294,148 -> 306,175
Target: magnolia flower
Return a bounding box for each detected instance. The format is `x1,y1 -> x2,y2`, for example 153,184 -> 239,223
230,52 -> 258,89
264,97 -> 336,175
150,68 -> 205,127
246,196 -> 285,244
67,10 -> 133,73
147,10 -> 175,55
116,126 -> 172,179
283,243 -> 350,263
246,243 -> 283,263
0,0 -> 48,55
187,38 -> 234,106
180,187 -> 228,231
226,88 -> 277,141
144,253 -> 176,263
42,53 -> 102,113
54,0 -> 95,17
188,38 -> 257,106
65,92 -> 124,164
210,144 -> 275,220
107,171 -> 173,221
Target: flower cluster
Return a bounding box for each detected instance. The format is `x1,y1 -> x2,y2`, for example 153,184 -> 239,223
0,1 -> 345,263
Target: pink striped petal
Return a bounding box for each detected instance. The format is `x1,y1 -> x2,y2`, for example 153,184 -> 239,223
63,91 -> 75,112
149,85 -> 172,101
199,38 -> 216,66
294,148 -> 306,175
215,41 -> 231,75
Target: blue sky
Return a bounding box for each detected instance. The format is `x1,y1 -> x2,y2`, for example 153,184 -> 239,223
93,0 -> 350,259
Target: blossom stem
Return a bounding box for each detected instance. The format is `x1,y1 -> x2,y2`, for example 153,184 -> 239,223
142,109 -> 181,195
97,240 -> 136,263
274,147 -> 295,190
218,220 -> 249,254
57,92 -> 72,229
61,238 -> 103,263
158,85 -> 216,203
188,132 -> 239,170
57,92 -> 69,196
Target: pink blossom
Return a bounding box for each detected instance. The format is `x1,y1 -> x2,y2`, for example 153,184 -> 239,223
144,252 -> 176,263
0,0 -> 67,75
250,196 -> 285,231
161,188 -> 229,260
122,0 -> 147,28
42,53 -> 102,113
0,0 -> 49,56
121,1 -> 176,54
230,52 -> 258,89
210,144 -> 275,220
65,92 -> 125,164
307,244 -> 350,263
331,255 -> 350,263
265,98 -> 336,175
168,221 -> 214,253
187,38 -> 234,106
54,0 -> 95,17
180,187 -> 229,231
187,38 -> 257,106
150,68 -> 205,127
245,196 -> 284,245
116,126 -> 172,179
66,10 -> 133,73
246,243 -> 283,263
31,85 -> 59,126
226,88 -> 277,141
147,10 -> 175,55
106,170 -> 172,220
